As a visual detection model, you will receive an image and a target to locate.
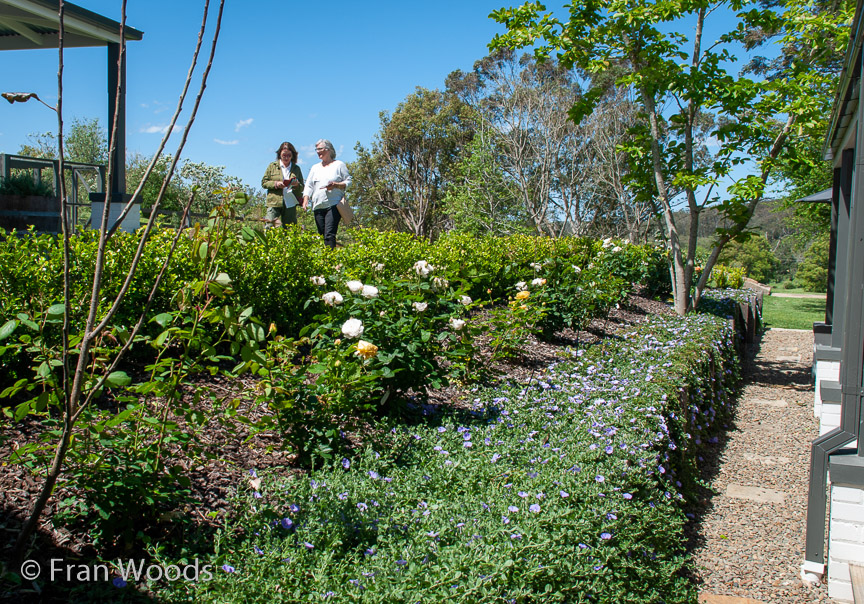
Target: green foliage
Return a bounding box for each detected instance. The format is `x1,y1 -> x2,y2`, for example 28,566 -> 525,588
151,297 -> 745,603
442,136 -> 530,236
0,172 -> 55,197
795,233 -> 829,292
18,117 -> 108,165
489,0 -> 852,313
706,265 -> 745,289
350,88 -> 473,237
717,233 -> 779,283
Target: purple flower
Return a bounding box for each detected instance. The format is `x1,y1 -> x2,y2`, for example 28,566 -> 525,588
578,543 -> 588,549
280,518 -> 294,529
112,577 -> 127,588
622,493 -> 633,500
502,516 -> 510,524
289,504 -> 300,513
304,542 -> 314,550
600,532 -> 612,540
491,453 -> 501,463
249,469 -> 257,478
337,492 -> 348,500
253,491 -> 262,499
518,491 -> 528,498
508,506 -> 519,513
364,548 -> 376,556
368,471 -> 380,480
254,546 -> 264,555
510,533 -> 522,540
342,458 -> 350,470
396,559 -> 408,566
605,446 -> 614,454
464,441 -> 472,448
529,504 -> 541,513
595,475 -> 605,483
222,564 -> 236,573
357,502 -> 368,511
438,426 -> 446,433
560,491 -> 569,498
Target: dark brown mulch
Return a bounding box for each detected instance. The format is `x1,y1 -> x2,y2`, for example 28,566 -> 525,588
0,289 -> 672,600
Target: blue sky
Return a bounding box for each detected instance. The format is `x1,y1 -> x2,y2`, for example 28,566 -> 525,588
0,0 -> 775,199
0,0 -> 560,190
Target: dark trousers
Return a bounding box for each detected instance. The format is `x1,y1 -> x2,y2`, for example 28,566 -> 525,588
314,205 -> 341,248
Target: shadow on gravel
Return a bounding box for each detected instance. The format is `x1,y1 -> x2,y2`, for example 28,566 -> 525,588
680,329 -> 766,573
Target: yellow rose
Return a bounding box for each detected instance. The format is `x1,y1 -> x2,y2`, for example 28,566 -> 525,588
355,340 -> 379,360
515,291 -> 530,301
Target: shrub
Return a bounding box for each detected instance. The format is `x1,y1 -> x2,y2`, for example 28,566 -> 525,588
151,295 -> 744,603
0,172 -> 56,197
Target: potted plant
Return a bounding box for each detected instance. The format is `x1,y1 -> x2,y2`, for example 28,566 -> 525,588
0,172 -> 60,232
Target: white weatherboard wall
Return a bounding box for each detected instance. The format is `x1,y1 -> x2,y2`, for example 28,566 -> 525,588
814,359 -> 840,424
828,484 -> 864,602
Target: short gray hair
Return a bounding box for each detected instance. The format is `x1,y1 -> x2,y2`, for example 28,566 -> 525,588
316,138 -> 336,160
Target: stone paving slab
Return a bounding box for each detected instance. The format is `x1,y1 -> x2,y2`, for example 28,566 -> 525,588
725,484 -> 787,504
699,594 -> 767,604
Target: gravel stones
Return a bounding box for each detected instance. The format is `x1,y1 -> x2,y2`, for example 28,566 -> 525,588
692,328 -> 832,603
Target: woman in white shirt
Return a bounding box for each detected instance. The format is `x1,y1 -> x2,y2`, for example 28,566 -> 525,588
302,139 -> 351,248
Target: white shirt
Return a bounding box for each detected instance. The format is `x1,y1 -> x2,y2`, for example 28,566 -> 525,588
280,162 -> 298,208
302,160 -> 351,211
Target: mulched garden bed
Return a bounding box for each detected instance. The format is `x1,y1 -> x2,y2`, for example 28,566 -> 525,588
0,288 -> 673,600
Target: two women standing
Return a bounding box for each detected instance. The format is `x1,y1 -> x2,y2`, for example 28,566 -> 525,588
261,138 -> 351,249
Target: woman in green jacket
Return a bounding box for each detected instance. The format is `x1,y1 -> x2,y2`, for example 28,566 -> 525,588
261,141 -> 304,227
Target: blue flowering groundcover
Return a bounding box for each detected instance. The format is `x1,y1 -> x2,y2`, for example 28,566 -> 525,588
157,305 -> 741,603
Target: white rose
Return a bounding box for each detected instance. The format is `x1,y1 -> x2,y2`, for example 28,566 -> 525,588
459,295 -> 472,306
361,285 -> 379,299
413,260 -> 433,277
449,317 -> 466,331
322,291 -> 343,306
531,278 -> 547,287
612,246 -> 622,253
515,281 -> 527,292
530,262 -> 541,271
373,263 -> 385,271
602,237 -> 613,249
413,301 -> 428,312
310,275 -> 325,286
432,276 -> 449,291
572,266 -> 582,274
341,318 -> 364,338
346,280 -> 364,293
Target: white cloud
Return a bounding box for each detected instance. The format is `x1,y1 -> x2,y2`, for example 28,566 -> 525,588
235,118 -> 253,132
140,124 -> 180,135
214,138 -> 239,145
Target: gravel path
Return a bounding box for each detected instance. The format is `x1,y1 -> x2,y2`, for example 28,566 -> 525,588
692,327 -> 833,603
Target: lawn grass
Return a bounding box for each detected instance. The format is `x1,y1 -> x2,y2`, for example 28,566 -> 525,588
762,295 -> 826,330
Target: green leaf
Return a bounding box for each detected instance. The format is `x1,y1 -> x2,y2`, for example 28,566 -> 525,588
46,303 -> 65,318
105,371 -> 132,388
214,272 -> 233,286
308,364 -> 327,374
151,312 -> 174,328
0,319 -> 17,341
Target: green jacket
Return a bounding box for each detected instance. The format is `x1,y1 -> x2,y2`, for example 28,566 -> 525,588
261,161 -> 304,208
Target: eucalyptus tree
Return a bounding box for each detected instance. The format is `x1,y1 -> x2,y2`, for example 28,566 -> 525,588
350,87 -> 472,238
491,0 -> 852,314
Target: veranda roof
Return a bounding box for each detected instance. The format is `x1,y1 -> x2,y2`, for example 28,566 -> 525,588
0,0 -> 142,50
